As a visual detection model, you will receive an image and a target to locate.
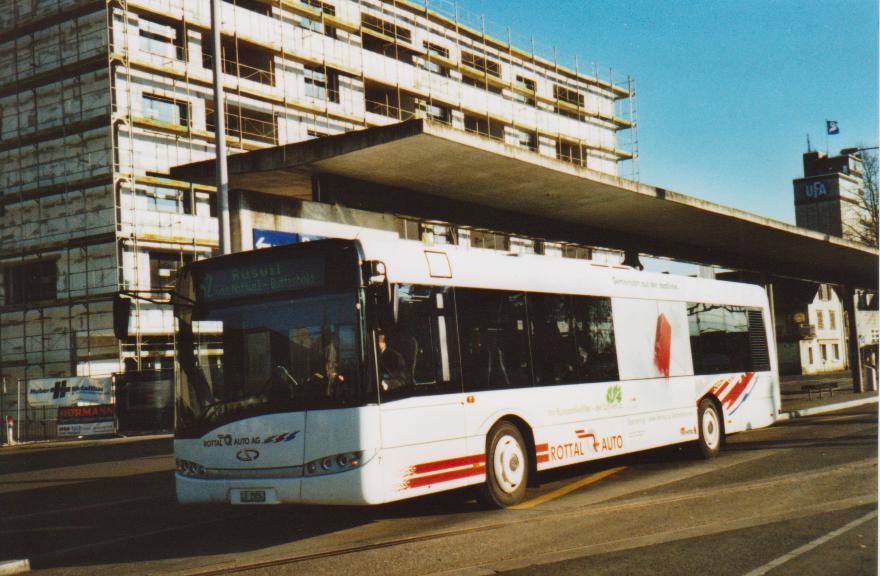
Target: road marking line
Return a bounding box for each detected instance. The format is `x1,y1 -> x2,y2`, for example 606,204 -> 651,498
511,466 -> 626,510
742,509 -> 878,576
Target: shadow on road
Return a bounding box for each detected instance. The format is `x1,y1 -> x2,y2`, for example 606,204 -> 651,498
724,433 -> 876,452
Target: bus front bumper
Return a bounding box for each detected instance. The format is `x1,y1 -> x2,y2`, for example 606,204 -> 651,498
175,456 -> 385,506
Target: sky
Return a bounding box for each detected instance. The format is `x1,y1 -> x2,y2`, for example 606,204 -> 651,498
469,0 -> 879,226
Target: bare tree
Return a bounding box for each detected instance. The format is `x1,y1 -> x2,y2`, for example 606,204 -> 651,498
845,149 -> 879,247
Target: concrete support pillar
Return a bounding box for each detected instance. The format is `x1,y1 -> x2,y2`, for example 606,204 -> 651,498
764,279 -> 778,347
843,285 -> 863,392
622,249 -> 643,270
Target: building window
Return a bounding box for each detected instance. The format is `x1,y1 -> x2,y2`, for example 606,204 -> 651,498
511,127 -> 537,151
361,14 -> 412,43
138,17 -> 185,60
468,229 -> 509,251
820,343 -> 828,362
515,75 -> 535,92
816,310 -> 824,329
461,51 -> 501,78
137,185 -> 190,214
207,102 -> 277,144
829,310 -> 836,330
3,260 -> 57,305
300,0 -> 337,38
808,346 -> 814,365
141,94 -> 189,126
207,37 -> 275,86
304,65 -> 340,103
462,74 -> 502,94
463,113 -> 504,139
557,139 -> 589,167
398,219 -> 421,241
833,343 -> 840,360
418,42 -> 451,77
149,252 -> 192,291
554,84 -> 584,107
222,0 -> 271,15
562,245 -> 591,260
415,99 -> 450,123
421,223 -> 455,245
510,75 -> 536,105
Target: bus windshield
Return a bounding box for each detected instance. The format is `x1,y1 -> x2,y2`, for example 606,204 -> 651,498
174,241 -> 370,437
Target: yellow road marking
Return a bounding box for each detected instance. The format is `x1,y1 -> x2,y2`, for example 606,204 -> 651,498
511,466 -> 626,510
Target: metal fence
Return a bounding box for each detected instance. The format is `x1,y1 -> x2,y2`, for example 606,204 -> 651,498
1,372 -> 174,445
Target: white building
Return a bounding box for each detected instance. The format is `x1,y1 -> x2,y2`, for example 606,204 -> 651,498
0,0 -> 635,383
799,284 -> 848,375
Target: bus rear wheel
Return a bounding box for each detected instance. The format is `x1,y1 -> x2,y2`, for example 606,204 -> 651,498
696,398 -> 724,459
479,421 -> 529,508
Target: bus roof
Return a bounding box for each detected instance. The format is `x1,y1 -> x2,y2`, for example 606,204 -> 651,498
356,237 -> 769,308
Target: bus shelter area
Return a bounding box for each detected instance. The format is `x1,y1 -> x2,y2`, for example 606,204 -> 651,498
171,118 -> 879,393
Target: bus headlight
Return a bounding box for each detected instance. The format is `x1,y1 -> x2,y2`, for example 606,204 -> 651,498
304,451 -> 364,476
176,458 -> 206,477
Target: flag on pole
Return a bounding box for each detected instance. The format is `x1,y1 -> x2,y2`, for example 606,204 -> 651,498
826,120 -> 840,135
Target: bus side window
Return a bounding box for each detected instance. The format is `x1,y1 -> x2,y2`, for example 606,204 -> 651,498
379,285 -> 460,400
688,303 -> 754,375
572,295 -> 619,382
529,293 -> 578,385
457,288 -> 531,391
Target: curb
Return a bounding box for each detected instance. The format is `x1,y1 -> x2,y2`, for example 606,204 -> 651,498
778,395 -> 879,421
0,433 -> 173,452
0,559 -> 29,575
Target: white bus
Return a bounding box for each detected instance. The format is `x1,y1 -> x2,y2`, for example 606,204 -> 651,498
170,238 -> 780,508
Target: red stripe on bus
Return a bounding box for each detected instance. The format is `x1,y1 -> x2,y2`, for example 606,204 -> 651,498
536,454 -> 549,464
410,454 -> 485,475
535,443 -> 549,452
721,372 -> 755,409
405,464 -> 486,489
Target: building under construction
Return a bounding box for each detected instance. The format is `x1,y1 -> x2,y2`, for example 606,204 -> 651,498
0,0 -> 636,385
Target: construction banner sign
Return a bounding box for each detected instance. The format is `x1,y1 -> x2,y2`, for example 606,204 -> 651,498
27,377 -> 112,407
57,405 -> 116,437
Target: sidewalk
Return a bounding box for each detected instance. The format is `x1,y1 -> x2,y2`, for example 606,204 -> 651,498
779,370 -> 878,416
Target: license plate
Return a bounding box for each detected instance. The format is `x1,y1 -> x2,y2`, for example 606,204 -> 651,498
239,490 -> 266,503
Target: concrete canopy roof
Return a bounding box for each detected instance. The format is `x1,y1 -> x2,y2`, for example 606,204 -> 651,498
171,119 -> 878,287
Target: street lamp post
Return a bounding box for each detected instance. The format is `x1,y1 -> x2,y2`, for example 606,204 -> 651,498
210,0 -> 232,255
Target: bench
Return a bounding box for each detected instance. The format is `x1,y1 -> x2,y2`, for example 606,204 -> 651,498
801,382 -> 839,400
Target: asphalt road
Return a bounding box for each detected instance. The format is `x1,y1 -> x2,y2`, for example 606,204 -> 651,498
1,405 -> 876,576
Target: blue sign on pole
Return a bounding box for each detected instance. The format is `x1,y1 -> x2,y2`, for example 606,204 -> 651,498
253,229 -> 300,249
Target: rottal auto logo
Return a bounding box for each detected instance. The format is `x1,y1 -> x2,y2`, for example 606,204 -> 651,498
203,430 -> 300,448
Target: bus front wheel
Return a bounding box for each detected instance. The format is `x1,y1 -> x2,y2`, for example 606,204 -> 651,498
479,421 -> 529,508
696,398 -> 724,459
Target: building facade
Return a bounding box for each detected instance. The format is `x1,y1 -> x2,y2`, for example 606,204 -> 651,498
793,148 -> 867,242
791,148 -> 877,376
797,284 -> 848,375
0,0 -> 635,385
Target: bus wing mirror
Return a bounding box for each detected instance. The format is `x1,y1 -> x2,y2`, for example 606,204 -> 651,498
113,294 -> 131,340
362,260 -> 386,286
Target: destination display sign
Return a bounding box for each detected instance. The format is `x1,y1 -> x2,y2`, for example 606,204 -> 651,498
196,254 -> 325,302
